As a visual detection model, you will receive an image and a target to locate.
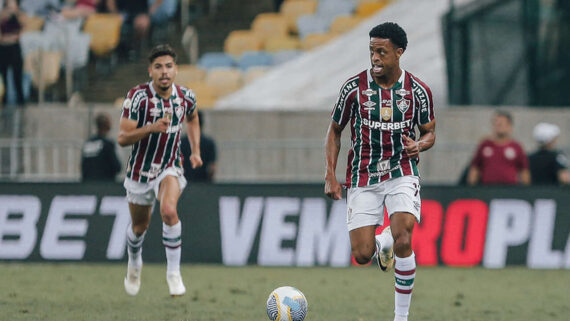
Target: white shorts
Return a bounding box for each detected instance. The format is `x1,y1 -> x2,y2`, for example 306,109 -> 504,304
346,175 -> 421,231
123,167 -> 187,206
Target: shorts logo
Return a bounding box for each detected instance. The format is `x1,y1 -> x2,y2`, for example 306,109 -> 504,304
413,201 -> 421,211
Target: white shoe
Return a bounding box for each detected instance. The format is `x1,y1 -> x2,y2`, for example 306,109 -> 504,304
376,226 -> 394,272
166,271 -> 186,296
124,265 -> 142,296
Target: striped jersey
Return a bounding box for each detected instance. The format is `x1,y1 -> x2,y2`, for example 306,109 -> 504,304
332,69 -> 435,188
121,81 -> 197,183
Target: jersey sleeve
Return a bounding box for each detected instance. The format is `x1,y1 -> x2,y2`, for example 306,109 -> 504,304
470,142 -> 485,169
555,152 -> 569,170
182,88 -> 197,116
515,143 -> 529,170
121,87 -> 147,121
331,77 -> 358,128
412,78 -> 435,125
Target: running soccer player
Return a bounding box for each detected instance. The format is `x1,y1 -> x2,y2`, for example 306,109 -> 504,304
324,22 -> 436,321
118,44 -> 202,297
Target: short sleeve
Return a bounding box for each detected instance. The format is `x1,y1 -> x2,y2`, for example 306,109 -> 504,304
412,78 -> 435,125
331,77 -> 358,128
183,88 -> 197,116
555,152 -> 569,170
516,143 -> 529,170
470,142 -> 485,169
121,88 -> 147,121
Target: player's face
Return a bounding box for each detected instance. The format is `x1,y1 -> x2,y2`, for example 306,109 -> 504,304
492,115 -> 512,137
149,55 -> 177,91
369,37 -> 403,79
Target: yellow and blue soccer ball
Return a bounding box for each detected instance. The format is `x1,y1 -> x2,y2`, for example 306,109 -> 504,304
266,286 -> 308,321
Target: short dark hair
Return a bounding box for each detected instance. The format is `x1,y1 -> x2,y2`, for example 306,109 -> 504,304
369,22 -> 408,51
494,110 -> 513,124
148,44 -> 177,64
95,113 -> 110,131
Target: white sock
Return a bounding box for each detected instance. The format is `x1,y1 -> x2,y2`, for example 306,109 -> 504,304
394,252 -> 416,319
375,227 -> 394,253
163,221 -> 182,273
126,224 -> 145,268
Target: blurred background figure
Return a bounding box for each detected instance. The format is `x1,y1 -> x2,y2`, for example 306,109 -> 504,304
181,111 -> 216,182
528,123 -> 570,185
467,111 -> 530,185
0,0 -> 25,107
81,112 -> 121,182
106,0 -> 152,59
19,0 -> 60,18
60,0 -> 99,20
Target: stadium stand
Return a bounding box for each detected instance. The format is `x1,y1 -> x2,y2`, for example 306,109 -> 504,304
301,32 -> 336,50
355,0 -> 390,17
296,14 -> 329,39
237,51 -> 273,70
264,35 -> 302,52
271,50 -> 303,65
243,67 -> 269,84
329,15 -> 363,34
205,68 -> 243,97
83,14 -> 123,57
224,30 -> 264,57
279,0 -> 318,32
251,13 -> 289,42
198,52 -> 236,69
176,64 -> 207,87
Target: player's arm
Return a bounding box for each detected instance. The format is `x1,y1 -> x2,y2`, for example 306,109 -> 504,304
558,169 -> 570,185
117,117 -> 169,147
185,110 -> 203,169
467,166 -> 480,186
519,169 -> 531,185
404,120 -> 436,158
325,121 -> 343,200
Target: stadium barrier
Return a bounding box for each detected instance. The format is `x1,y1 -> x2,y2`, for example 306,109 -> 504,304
0,183 -> 568,269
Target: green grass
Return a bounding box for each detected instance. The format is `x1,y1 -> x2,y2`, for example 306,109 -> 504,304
0,263 -> 568,321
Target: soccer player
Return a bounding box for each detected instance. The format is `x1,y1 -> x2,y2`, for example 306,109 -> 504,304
467,110 -> 530,185
118,44 -> 203,297
324,22 -> 435,321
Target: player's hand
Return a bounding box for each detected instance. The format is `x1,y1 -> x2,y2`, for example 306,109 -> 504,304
150,118 -> 170,133
324,176 -> 342,200
403,135 -> 420,158
189,153 -> 203,169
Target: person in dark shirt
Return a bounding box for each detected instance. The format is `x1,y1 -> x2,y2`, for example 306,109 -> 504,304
81,112 -> 122,181
528,123 -> 569,185
0,0 -> 25,106
180,110 -> 216,182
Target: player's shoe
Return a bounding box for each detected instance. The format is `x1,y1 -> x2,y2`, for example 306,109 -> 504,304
166,271 -> 186,297
124,264 -> 142,296
376,226 -> 394,272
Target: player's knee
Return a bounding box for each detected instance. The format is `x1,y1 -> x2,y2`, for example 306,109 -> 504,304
393,232 -> 412,256
160,202 -> 178,222
132,223 -> 149,235
352,249 -> 372,265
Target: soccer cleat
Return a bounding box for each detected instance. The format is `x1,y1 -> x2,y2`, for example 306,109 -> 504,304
376,226 -> 394,272
166,271 -> 186,297
124,265 -> 142,296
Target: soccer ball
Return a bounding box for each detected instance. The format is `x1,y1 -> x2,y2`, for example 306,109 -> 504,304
266,286 -> 308,321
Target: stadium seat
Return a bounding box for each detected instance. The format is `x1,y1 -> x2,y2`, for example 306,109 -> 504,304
243,67 -> 269,84
23,50 -> 63,89
296,14 -> 329,40
83,14 -> 122,57
197,52 -> 236,69
355,0 -> 389,17
301,32 -> 337,50
329,15 -> 363,34
251,13 -> 289,41
264,35 -> 301,52
205,68 -> 243,97
21,14 -> 44,32
224,30 -> 263,57
272,50 -> 302,65
237,51 -> 273,71
186,81 -> 217,109
280,0 -> 318,32
316,0 -> 357,24
176,64 -> 207,87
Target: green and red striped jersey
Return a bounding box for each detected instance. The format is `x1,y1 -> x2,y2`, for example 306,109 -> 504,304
121,81 -> 197,183
332,69 -> 435,187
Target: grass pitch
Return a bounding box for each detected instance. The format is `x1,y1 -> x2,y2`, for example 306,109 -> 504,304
0,263 -> 568,321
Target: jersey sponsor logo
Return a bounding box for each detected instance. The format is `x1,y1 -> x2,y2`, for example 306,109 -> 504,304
131,92 -> 145,113
140,163 -> 162,179
370,164 -> 401,177
362,118 -> 412,130
122,98 -> 132,110
173,97 -> 183,105
381,107 -> 392,121
381,99 -> 392,107
412,82 -> 428,111
150,107 -> 162,117
166,123 -> 182,134
363,100 -> 376,111
396,98 -> 410,113
150,97 -> 160,105
377,159 -> 390,171
396,88 -> 411,97
362,88 -> 375,97
337,79 -> 358,110
504,147 -> 516,160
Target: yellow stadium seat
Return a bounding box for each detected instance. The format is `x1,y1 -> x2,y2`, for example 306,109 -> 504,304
186,81 -> 217,109
356,0 -> 389,18
329,15 -> 363,35
301,33 -> 337,50
280,0 -> 318,32
176,64 -> 207,87
264,35 -> 301,52
21,15 -> 44,32
24,50 -> 63,88
243,67 -> 269,84
251,13 -> 288,41
83,14 -> 123,57
224,30 -> 263,56
205,68 -> 243,98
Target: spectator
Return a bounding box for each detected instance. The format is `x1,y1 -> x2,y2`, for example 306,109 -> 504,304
148,0 -> 176,25
0,0 -> 25,106
528,123 -> 570,185
81,112 -> 122,182
60,0 -> 99,20
20,0 -> 60,18
180,110 -> 216,182
107,0 -> 153,58
467,110 -> 530,185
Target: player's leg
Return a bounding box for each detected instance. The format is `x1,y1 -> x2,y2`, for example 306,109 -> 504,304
347,185 -> 385,264
157,175 -> 185,296
124,202 -> 152,296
